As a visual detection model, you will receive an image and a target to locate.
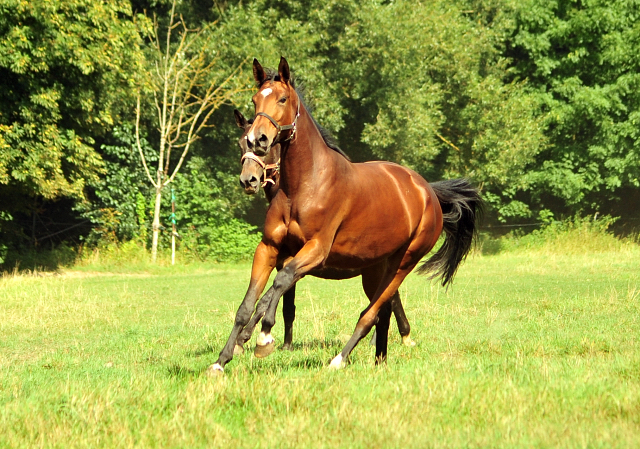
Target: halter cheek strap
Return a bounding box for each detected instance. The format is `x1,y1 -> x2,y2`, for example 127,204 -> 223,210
254,100 -> 300,143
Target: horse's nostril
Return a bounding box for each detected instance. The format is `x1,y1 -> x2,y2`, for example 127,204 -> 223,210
249,176 -> 258,185
259,134 -> 268,144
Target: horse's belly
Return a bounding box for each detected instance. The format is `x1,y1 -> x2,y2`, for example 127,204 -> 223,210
325,224 -> 411,268
308,266 -> 361,279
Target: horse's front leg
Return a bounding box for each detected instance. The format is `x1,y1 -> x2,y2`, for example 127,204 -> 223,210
207,242 -> 277,375
234,283 -> 295,353
254,239 -> 328,357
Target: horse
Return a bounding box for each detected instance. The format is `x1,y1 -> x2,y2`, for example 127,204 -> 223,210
232,109 -> 415,356
207,57 -> 482,374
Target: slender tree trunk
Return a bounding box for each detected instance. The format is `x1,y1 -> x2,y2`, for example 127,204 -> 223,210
171,189 -> 176,265
134,2 -> 245,263
151,183 -> 163,263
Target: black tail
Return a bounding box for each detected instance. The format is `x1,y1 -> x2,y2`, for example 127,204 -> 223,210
416,178 -> 483,287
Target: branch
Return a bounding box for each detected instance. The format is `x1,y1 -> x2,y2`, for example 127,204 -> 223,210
141,7 -> 249,188
435,131 -> 461,152
135,95 -> 157,187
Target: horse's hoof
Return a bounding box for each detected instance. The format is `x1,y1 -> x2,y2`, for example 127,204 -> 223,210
328,354 -> 345,370
281,343 -> 293,351
254,342 -> 276,358
205,363 -> 224,377
402,335 -> 417,347
234,344 -> 245,355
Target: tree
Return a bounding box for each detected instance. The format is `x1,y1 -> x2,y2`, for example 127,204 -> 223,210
0,0 -> 144,248
504,0 -> 640,215
0,0 -> 143,200
327,0 -> 546,221
135,0 -> 247,262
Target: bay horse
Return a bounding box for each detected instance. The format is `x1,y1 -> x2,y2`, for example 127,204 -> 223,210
208,57 -> 481,374
232,109 -> 415,355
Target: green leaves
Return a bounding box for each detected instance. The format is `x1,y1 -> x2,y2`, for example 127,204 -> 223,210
2,0 -> 639,256
508,0 -> 640,209
330,0 -> 547,220
0,0 -> 144,200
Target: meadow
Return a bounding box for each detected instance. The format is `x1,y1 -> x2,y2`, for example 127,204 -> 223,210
1,227 -> 639,448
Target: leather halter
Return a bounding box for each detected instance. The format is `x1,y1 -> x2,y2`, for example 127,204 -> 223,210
254,99 -> 300,145
240,152 -> 280,187
240,97 -> 298,188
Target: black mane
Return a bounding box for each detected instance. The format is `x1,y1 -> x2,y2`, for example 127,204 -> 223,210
259,67 -> 350,161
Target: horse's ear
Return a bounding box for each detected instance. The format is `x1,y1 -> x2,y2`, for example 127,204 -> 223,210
233,109 -> 247,129
253,58 -> 266,86
278,57 -> 290,84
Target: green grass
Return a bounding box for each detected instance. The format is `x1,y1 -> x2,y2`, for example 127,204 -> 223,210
1,247 -> 640,447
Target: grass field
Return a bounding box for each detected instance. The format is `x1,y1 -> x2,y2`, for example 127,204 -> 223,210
1,245 -> 639,447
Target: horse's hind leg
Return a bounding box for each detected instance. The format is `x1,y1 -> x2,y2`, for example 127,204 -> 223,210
329,242 -> 429,368
369,292 -> 413,346
391,293 -> 415,346
281,285 -> 296,351
330,271 -> 402,368
362,263 -> 390,356
375,300 -> 392,363
364,270 -> 413,347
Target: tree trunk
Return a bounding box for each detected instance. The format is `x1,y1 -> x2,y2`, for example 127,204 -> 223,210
151,183 -> 163,263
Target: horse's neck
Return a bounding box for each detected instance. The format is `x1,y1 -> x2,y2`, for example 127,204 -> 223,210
264,179 -> 278,202
280,108 -> 332,196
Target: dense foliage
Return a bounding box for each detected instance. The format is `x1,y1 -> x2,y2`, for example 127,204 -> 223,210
0,0 -> 144,262
0,0 -> 638,266
506,0 -> 640,214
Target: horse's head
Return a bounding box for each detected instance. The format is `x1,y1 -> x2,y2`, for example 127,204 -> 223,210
236,109 -> 280,195
245,57 -> 300,154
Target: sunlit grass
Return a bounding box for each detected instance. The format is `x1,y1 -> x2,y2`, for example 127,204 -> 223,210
1,245 -> 639,447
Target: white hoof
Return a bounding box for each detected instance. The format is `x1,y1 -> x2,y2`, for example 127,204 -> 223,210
329,354 -> 345,370
205,363 -> 224,377
402,335 -> 417,347
256,331 -> 274,346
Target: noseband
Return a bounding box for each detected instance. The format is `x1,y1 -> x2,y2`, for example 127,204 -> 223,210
240,152 -> 280,187
254,99 -> 301,145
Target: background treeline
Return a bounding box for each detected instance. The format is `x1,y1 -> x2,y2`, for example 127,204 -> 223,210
1,0 -> 639,267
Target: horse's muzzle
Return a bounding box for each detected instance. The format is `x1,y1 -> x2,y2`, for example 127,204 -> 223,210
239,173 -> 260,194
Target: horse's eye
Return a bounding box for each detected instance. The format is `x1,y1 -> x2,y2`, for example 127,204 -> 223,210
279,97 -> 287,104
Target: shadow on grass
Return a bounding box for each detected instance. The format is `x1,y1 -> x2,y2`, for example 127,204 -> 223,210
167,356 -> 328,379
250,354 -> 329,373
167,363 -> 206,379
286,338 -> 344,351
186,344 -> 217,358
176,338 -> 344,377
186,337 -> 343,359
